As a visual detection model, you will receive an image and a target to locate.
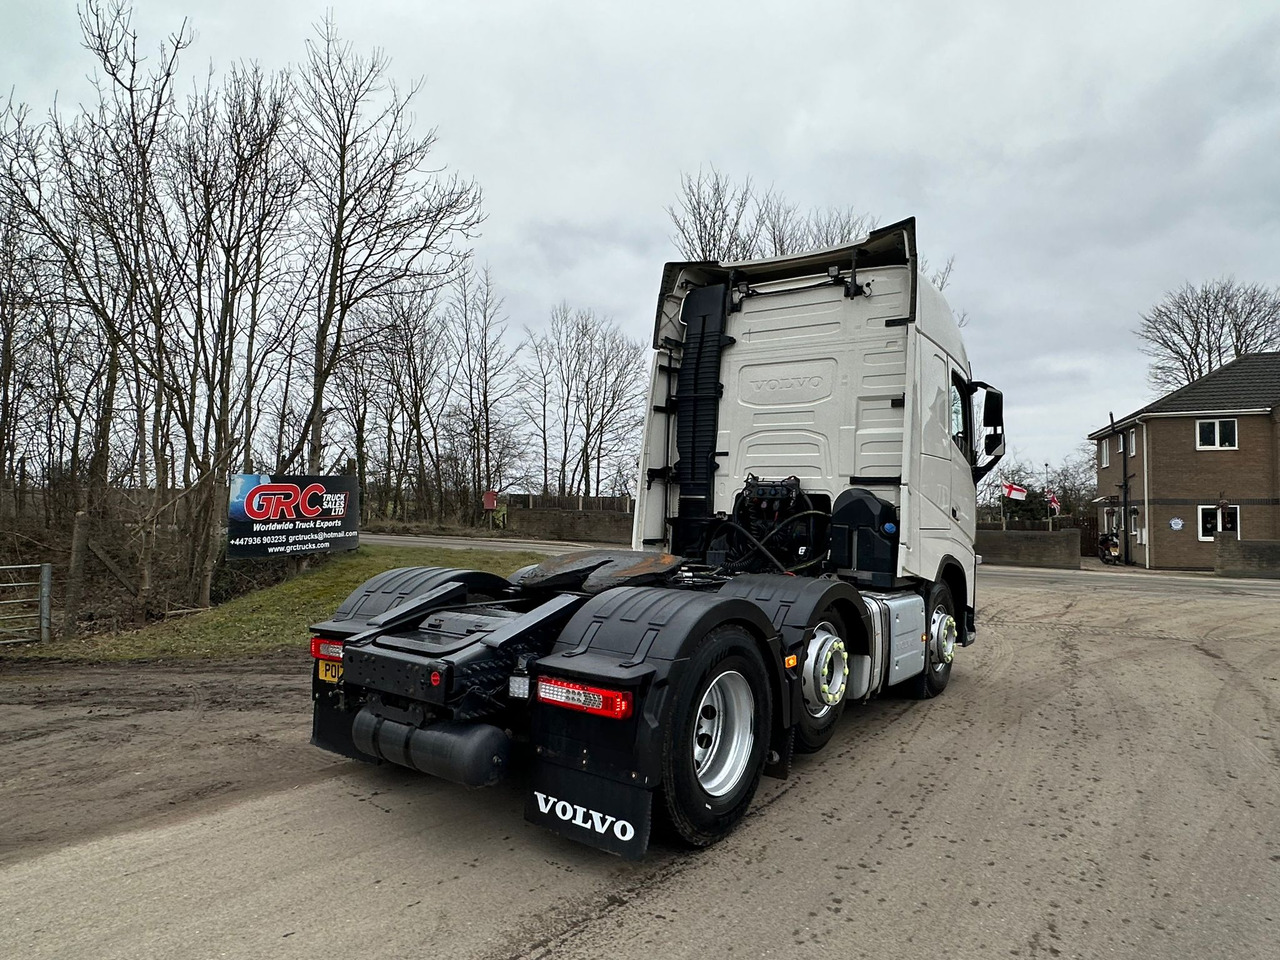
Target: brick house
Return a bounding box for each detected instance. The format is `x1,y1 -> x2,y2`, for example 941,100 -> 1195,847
1088,352 -> 1280,569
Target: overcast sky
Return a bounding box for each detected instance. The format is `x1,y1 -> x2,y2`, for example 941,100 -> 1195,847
5,1 -> 1280,471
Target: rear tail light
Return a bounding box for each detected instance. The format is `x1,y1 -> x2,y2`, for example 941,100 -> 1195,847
310,636 -> 344,661
536,677 -> 633,720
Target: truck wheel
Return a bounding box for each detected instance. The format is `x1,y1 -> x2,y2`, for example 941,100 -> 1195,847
794,610 -> 850,754
659,625 -> 772,847
914,582 -> 957,699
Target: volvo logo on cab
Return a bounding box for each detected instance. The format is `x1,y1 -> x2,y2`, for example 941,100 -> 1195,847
533,791 -> 636,841
749,375 -> 824,392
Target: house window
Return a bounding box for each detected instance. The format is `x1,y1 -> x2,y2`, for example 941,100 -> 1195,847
1128,428 -> 1136,457
1196,419 -> 1238,449
1117,433 -> 1125,454
1099,440 -> 1110,468
1128,509 -> 1139,536
1198,504 -> 1240,541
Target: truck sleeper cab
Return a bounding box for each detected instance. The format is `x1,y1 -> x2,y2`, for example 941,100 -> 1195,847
309,217 -> 1005,857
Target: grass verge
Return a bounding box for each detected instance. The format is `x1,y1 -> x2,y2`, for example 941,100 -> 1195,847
0,545 -> 549,664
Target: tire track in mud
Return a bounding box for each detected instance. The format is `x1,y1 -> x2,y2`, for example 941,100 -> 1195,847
0,656 -> 349,867
481,576 -> 1280,960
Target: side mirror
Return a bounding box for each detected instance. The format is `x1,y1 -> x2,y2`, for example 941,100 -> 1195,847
982,387 -> 1003,428
970,382 -> 1005,483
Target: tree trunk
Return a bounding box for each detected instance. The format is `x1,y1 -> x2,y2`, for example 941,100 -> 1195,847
62,508 -> 89,639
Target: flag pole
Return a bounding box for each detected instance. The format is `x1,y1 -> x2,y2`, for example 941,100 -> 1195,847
1045,461 -> 1052,532
1000,478 -> 1006,530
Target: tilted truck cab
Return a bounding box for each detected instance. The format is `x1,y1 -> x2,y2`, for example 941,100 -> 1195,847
309,217 -> 1005,857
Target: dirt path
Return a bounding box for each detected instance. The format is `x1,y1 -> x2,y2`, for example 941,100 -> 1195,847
0,655 -> 346,867
1,569 -> 1278,959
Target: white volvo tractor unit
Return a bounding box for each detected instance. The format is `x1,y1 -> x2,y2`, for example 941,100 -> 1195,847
309,217 -> 1005,857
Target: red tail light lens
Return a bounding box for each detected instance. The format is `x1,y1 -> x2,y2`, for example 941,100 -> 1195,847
310,636 -> 344,661
536,677 -> 633,720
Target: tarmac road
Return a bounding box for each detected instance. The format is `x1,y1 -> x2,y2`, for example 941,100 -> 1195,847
1,565 -> 1277,959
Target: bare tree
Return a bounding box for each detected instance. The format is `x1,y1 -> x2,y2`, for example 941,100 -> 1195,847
285,17 -> 484,474
667,165 -> 879,261
666,165 -> 766,262
515,328 -> 557,495
450,265 -> 520,514
1138,277 -> 1280,392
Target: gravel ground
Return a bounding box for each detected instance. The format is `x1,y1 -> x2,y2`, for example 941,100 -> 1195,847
1,566 -> 1277,959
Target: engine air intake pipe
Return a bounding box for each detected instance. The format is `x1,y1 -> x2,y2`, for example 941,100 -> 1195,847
351,708 -> 509,787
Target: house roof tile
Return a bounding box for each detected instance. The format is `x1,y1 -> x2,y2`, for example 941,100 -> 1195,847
1090,352 -> 1280,437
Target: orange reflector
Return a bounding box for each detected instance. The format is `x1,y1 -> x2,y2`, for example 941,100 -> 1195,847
784,654 -> 798,669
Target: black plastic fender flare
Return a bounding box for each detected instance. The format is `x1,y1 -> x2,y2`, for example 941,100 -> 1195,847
310,566 -> 512,637
718,575 -> 871,760
932,555 -> 972,645
532,586 -> 778,789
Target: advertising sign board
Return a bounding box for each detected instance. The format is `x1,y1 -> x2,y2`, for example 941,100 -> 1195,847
228,474 -> 360,558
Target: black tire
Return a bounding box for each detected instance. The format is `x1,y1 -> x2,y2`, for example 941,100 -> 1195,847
794,609 -> 850,755
914,581 -> 956,699
658,625 -> 772,848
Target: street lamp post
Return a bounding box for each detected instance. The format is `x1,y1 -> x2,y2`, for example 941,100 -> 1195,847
1044,461 -> 1052,531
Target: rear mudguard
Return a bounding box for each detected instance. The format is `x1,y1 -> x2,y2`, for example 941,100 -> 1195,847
310,566 -> 512,638
526,586 -> 777,858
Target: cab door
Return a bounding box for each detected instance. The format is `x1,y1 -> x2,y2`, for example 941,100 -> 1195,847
948,366 -> 976,540
917,349 -> 953,532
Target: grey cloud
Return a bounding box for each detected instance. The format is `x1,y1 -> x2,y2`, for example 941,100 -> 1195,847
4,0 -> 1278,468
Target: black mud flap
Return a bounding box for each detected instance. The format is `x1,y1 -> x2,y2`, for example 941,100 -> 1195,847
525,762 -> 652,859
311,701 -> 367,761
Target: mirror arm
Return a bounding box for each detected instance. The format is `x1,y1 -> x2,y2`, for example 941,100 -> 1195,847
972,450 -> 1005,485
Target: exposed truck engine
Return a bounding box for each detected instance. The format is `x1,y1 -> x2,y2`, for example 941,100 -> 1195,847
309,217 -> 1006,857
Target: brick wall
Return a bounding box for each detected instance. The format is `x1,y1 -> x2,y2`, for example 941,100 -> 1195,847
507,506 -> 634,543
1215,534 -> 1280,579
975,530 -> 1080,569
1095,411 -> 1279,569
1093,423 -> 1146,563
1147,413 -> 1278,569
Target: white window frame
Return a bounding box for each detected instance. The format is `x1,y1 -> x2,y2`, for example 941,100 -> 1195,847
1128,509 -> 1139,535
1117,432 -> 1125,454
1128,428 -> 1136,457
1197,504 -> 1241,542
1099,440 -> 1110,468
1196,418 -> 1238,450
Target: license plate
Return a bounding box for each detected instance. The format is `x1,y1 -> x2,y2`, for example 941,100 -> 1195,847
317,660 -> 343,683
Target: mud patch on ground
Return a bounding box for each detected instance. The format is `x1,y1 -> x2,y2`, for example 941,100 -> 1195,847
0,655 -> 349,866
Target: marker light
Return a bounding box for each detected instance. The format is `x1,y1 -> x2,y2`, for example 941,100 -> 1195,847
537,677 -> 633,720
784,654 -> 799,669
310,637 -> 343,661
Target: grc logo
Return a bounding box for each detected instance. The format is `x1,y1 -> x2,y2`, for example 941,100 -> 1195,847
244,482 -> 327,521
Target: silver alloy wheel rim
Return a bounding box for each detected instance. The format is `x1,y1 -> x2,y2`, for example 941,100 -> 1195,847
692,670 -> 755,797
930,605 -> 957,671
801,621 -> 849,719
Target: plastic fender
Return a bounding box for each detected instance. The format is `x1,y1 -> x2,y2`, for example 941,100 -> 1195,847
719,574 -> 871,733
533,586 -> 778,788
933,555 -> 971,644
309,566 -> 512,636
